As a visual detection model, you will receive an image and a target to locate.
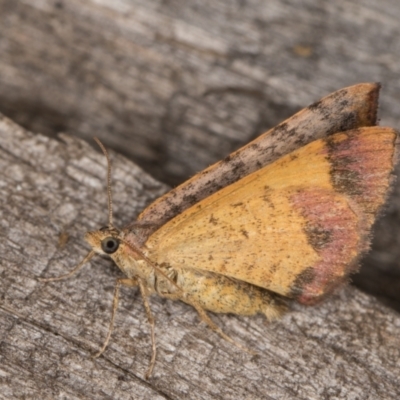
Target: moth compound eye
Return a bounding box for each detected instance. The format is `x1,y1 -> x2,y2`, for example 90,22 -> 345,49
101,237 -> 120,254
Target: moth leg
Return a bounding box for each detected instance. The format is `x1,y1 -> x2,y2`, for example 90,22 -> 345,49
39,250 -> 95,282
191,300 -> 257,355
137,279 -> 157,379
94,277 -> 138,358
163,292 -> 256,356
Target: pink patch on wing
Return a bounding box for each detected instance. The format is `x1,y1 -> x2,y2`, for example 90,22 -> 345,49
326,129 -> 395,221
290,188 -> 369,305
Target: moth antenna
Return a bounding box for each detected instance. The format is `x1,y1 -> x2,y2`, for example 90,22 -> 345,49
94,137 -> 114,228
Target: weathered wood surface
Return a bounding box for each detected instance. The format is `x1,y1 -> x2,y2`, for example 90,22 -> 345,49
1,0 -> 400,398
1,116 -> 400,399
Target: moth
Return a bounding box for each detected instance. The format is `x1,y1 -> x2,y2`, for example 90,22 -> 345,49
41,83 -> 398,378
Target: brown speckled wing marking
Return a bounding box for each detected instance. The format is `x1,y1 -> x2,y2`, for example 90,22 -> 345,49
135,83 -> 380,240
145,127 -> 398,304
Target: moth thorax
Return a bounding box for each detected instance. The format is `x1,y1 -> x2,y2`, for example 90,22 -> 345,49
120,255 -> 156,288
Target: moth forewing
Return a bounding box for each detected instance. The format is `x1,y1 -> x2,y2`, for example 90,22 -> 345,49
144,127 -> 398,305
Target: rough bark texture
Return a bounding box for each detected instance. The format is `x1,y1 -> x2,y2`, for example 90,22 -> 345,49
1,1 -> 400,398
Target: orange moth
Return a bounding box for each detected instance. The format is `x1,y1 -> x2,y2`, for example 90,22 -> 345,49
41,83 -> 398,378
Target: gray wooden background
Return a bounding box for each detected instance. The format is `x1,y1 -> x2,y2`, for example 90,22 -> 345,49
1,1 -> 400,399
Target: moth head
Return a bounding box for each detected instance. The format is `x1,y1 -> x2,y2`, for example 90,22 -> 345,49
85,226 -> 122,257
